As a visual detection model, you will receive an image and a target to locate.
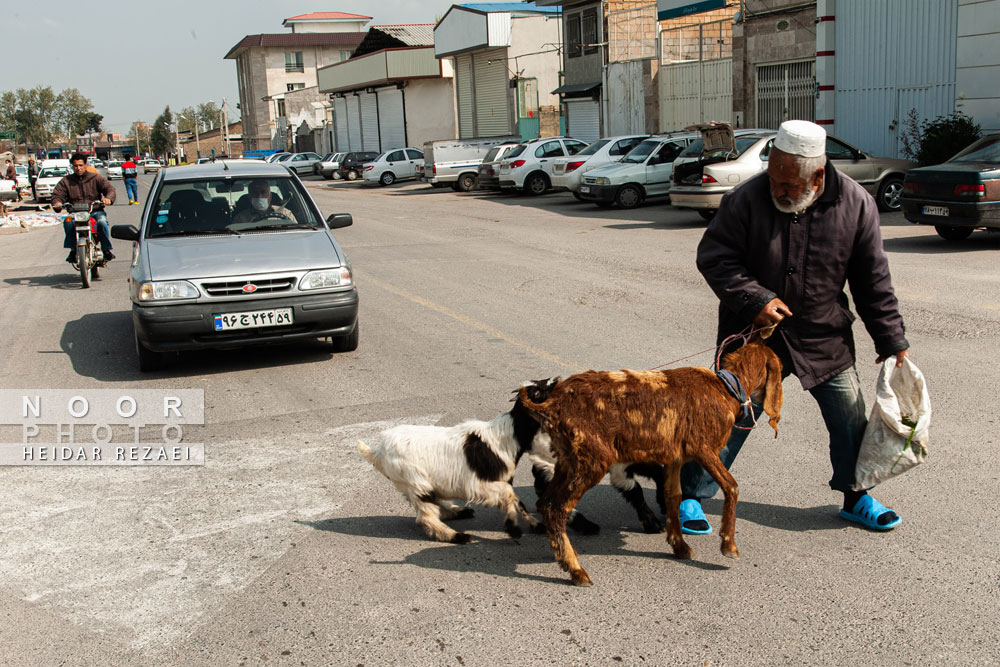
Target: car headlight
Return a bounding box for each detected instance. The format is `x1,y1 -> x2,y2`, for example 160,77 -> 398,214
137,281 -> 200,301
593,177 -> 610,186
300,268 -> 352,290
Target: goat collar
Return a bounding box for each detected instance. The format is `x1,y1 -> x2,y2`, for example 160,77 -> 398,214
715,369 -> 753,423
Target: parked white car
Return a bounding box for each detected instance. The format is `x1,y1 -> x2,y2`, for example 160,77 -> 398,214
550,135 -> 649,198
362,148 -> 425,186
498,137 -> 590,195
578,133 -> 699,209
15,164 -> 30,192
421,135 -> 521,191
106,160 -> 123,179
34,164 -> 71,202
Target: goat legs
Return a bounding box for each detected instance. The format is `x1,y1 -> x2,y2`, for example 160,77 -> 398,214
693,453 -> 740,559
610,464 -> 665,534
436,500 -> 475,521
661,462 -> 693,560
532,462 -> 600,535
539,464 -> 607,587
407,490 -> 470,544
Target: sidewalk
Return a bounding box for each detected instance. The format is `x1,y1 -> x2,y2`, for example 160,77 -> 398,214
0,203 -> 64,233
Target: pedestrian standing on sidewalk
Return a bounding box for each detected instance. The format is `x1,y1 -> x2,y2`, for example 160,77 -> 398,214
28,157 -> 39,201
122,156 -> 139,204
680,119 -> 910,535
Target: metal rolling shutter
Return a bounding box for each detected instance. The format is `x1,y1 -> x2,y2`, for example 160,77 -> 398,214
347,95 -> 362,150
564,99 -> 600,143
473,48 -> 510,137
359,92 -> 380,151
334,97 -> 349,151
456,54 -> 475,139
376,88 -> 406,151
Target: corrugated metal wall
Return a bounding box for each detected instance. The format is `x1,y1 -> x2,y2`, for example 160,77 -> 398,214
659,59 -> 733,131
334,98 -> 349,151
487,12 -> 512,47
606,60 -> 647,135
835,0 -> 958,157
456,55 -> 475,139
474,49 -> 511,136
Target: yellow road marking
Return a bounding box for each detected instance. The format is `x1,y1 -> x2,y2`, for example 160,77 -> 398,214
358,271 -> 580,371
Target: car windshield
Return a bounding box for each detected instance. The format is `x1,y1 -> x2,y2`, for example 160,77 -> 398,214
505,145 -> 527,159
16,165 -> 27,174
39,167 -> 69,178
146,177 -> 322,238
577,139 -> 611,157
620,140 -> 660,164
950,135 -> 1000,163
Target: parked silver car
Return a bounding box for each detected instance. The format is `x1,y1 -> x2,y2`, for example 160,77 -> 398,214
284,152 -> 324,175
110,161 -> 359,371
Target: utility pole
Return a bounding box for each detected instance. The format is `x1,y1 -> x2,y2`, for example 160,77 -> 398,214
173,122 -> 180,165
222,98 -> 231,156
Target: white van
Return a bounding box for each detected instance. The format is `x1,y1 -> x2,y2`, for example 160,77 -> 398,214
421,135 -> 522,191
577,133 -> 698,209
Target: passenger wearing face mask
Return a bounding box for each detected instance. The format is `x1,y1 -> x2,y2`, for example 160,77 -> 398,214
232,179 -> 294,225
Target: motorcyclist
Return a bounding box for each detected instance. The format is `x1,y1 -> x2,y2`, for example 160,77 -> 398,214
51,152 -> 116,263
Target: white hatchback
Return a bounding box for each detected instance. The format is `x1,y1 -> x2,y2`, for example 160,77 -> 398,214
498,137 -> 590,195
550,135 -> 649,197
362,148 -> 425,186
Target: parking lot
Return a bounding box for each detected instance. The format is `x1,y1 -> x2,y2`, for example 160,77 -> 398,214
0,172 -> 998,665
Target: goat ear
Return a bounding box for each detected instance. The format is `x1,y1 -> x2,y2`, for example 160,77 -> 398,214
763,351 -> 783,438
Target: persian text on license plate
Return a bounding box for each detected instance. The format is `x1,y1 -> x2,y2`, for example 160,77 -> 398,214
214,308 -> 293,331
922,206 -> 949,216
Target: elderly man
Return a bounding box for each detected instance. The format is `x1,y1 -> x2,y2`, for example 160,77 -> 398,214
232,179 -> 294,225
680,120 -> 909,534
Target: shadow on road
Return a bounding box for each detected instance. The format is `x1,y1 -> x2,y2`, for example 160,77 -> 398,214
701,498 -> 844,532
60,310 -> 346,381
3,270 -> 88,290
882,231 -> 1000,254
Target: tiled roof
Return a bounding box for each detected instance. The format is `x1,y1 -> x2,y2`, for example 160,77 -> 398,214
225,32 -> 366,59
372,24 -> 436,46
284,12 -> 372,21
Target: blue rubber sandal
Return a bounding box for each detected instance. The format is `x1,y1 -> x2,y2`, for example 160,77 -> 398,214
679,499 -> 713,535
839,495 -> 902,531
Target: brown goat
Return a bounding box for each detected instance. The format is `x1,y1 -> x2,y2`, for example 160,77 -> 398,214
518,343 -> 783,586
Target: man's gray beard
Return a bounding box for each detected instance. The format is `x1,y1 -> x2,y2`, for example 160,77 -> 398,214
771,186 -> 818,214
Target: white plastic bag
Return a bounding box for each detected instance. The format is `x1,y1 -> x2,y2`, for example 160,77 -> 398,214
852,357 -> 931,490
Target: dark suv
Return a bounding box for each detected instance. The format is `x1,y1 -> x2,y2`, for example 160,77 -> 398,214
339,152 -> 380,181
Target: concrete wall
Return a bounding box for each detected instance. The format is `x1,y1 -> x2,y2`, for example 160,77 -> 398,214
404,78 -> 458,146
732,2 -> 817,128
957,0 -> 1000,132
509,14 -> 564,110
562,1 -> 603,85
288,20 -> 367,34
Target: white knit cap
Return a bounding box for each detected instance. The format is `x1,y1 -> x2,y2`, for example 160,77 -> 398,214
774,120 -> 826,158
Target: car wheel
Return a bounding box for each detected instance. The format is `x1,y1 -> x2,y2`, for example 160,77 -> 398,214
876,176 -> 904,212
935,225 -> 973,241
135,330 -> 165,373
380,171 -> 396,186
455,173 -> 477,192
523,172 -> 549,196
346,169 -> 359,181
698,209 -> 717,221
331,321 -> 359,353
615,185 -> 644,209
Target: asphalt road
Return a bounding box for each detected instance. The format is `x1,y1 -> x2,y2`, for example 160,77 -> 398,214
0,172 -> 998,666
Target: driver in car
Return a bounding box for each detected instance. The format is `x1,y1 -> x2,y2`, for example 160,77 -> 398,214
232,179 -> 293,225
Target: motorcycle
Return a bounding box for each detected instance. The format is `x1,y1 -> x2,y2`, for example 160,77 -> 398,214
63,201 -> 108,288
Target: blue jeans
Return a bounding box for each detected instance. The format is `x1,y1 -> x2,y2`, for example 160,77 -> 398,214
124,178 -> 138,202
680,365 -> 868,498
63,209 -> 112,253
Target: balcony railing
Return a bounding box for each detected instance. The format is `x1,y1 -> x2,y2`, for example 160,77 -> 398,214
284,63 -> 304,73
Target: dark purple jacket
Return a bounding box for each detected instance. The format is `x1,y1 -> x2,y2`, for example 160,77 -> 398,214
696,161 -> 908,389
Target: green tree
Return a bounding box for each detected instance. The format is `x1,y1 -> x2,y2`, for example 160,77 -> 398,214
56,88 -> 97,137
0,91 -> 17,130
150,106 -> 174,158
176,101 -> 224,133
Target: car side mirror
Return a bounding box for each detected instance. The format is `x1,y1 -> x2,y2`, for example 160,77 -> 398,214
111,224 -> 139,241
326,213 -> 353,229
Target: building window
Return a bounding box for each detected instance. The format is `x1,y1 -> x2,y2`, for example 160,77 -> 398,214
340,50 -> 352,62
286,83 -> 305,92
567,14 -> 581,58
276,99 -> 286,118
582,9 -> 598,55
285,51 -> 304,72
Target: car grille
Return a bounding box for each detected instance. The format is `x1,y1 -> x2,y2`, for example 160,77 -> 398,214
201,276 -> 296,297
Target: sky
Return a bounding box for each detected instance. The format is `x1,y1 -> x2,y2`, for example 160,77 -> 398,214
7,1 -> 460,134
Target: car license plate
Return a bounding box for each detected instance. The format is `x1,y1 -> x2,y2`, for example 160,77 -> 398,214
922,206 -> 949,216
214,308 -> 293,331
579,185 -> 591,193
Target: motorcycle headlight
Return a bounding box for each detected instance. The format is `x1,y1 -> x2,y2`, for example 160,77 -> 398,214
300,268 -> 352,290
137,281 -> 200,301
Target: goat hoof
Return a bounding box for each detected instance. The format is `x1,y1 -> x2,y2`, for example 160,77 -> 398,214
505,524 -> 523,540
570,569 -> 593,587
454,508 -> 475,520
671,543 -> 694,560
722,545 -> 740,560
641,518 -> 666,534
451,532 -> 472,545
